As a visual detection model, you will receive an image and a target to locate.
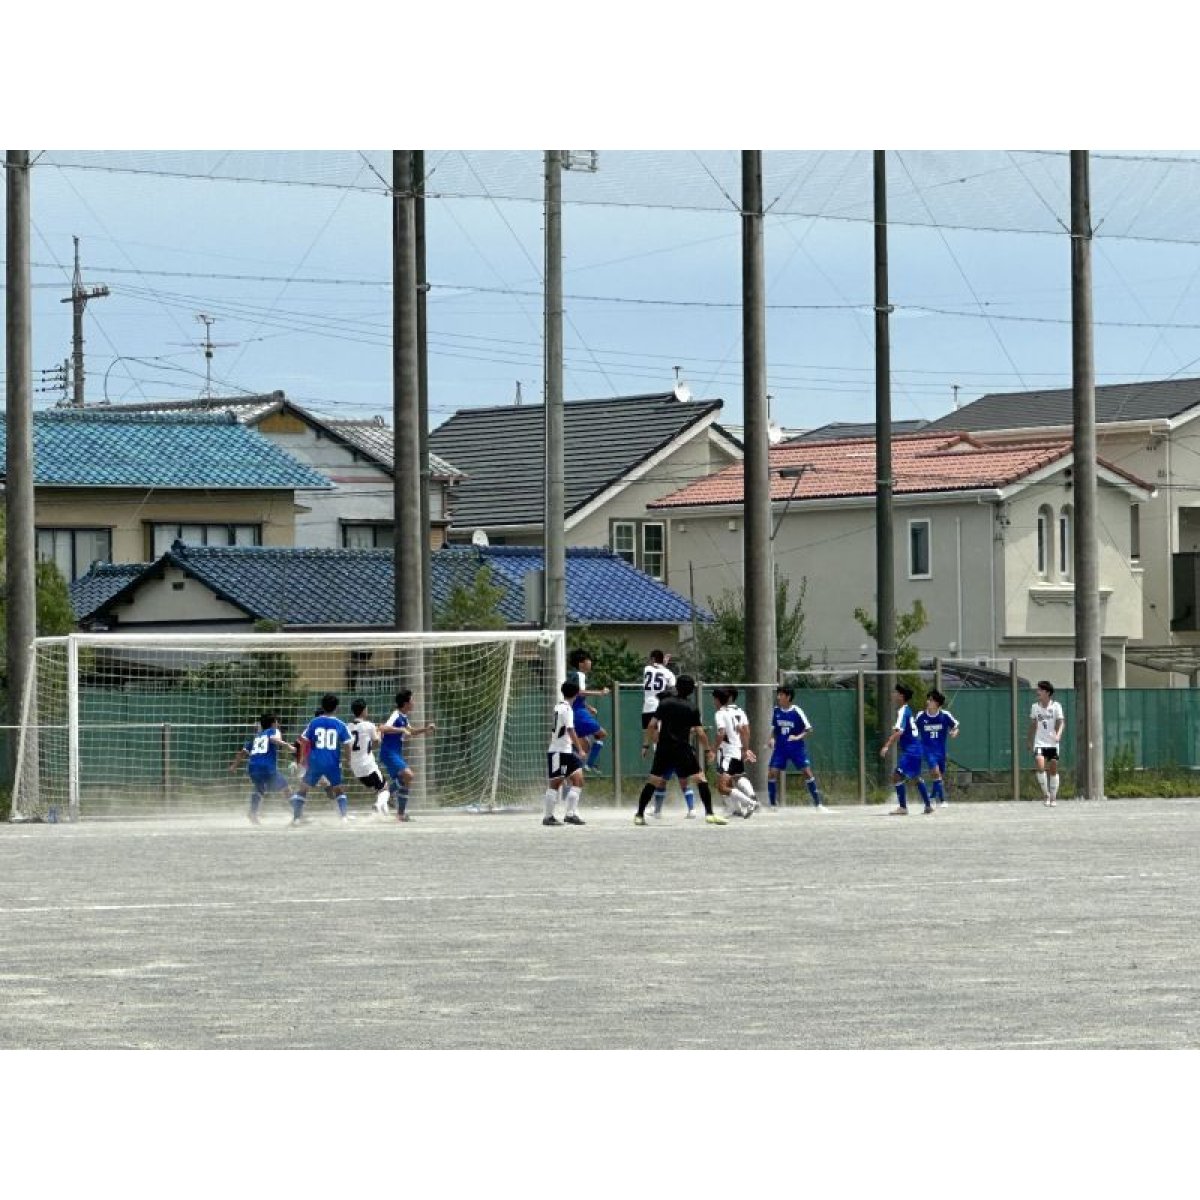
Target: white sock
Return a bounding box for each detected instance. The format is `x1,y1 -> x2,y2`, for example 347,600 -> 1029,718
735,777 -> 755,800
1048,774 -> 1059,798
565,786 -> 581,815
543,788 -> 558,818
1036,770 -> 1048,797
376,789 -> 390,809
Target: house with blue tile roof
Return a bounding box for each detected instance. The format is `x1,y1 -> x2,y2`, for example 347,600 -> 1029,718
99,392 -> 464,551
70,543 -> 706,656
0,410 -> 332,582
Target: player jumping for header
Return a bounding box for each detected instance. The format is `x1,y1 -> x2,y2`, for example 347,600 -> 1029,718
567,648 -> 609,772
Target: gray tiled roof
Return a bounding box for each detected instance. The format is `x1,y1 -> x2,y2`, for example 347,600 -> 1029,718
922,377 -> 1200,433
786,419 -> 928,443
94,393 -> 286,422
428,392 -> 724,528
324,418 -> 464,478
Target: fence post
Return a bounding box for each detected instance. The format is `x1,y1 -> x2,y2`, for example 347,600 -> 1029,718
162,722 -> 171,799
1010,659 -> 1020,801
933,656 -> 943,695
857,668 -> 867,804
612,683 -> 623,807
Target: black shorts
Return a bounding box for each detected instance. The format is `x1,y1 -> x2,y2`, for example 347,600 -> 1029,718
547,751 -> 582,780
650,742 -> 701,781
356,769 -> 387,791
1034,746 -> 1059,762
641,712 -> 656,730
717,749 -> 744,777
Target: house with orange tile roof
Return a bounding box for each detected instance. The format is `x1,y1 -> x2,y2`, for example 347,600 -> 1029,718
650,432 -> 1154,688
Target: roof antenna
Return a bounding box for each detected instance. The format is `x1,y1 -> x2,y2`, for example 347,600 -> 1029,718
515,380 -> 523,406
672,365 -> 693,403
953,383 -> 960,410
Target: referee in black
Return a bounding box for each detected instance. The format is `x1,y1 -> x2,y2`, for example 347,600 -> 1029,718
635,675 -> 727,825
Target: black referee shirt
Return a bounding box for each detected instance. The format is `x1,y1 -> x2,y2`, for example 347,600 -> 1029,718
653,696 -> 701,745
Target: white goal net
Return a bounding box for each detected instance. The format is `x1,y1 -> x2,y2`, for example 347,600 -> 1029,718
10,631 -> 565,821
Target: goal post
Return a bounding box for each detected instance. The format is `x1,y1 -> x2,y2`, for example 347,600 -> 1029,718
10,629 -> 566,822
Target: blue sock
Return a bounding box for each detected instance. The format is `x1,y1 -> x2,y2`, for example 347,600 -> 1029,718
396,784 -> 410,814
916,779 -> 931,806
768,779 -> 778,806
895,782 -> 907,808
249,792 -> 261,817
586,739 -> 604,768
932,779 -> 944,801
652,789 -> 666,814
336,793 -> 348,817
806,777 -> 821,806
683,787 -> 696,811
290,793 -> 304,819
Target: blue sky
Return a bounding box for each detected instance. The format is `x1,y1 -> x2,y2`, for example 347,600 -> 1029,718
11,149 -> 1200,439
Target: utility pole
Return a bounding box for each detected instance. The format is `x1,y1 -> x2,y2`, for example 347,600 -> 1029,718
742,150 -> 776,795
6,150 -> 37,793
415,150 -> 433,631
874,151 -> 897,744
1071,150 -> 1104,800
392,151 -> 424,631
543,150 -> 567,632
59,236 -> 109,407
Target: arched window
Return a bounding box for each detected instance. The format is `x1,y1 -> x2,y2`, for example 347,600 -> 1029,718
1037,504 -> 1054,578
1058,505 -> 1073,580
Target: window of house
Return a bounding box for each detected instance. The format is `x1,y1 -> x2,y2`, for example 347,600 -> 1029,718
150,522 -> 261,557
1037,505 -> 1053,577
1131,504 -> 1141,562
1059,508 -> 1073,579
610,519 -> 666,580
908,519 -> 931,579
342,523 -> 394,550
35,527 -> 112,582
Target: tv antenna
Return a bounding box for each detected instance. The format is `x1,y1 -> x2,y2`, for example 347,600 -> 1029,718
672,365 -> 693,403
170,314 -> 238,400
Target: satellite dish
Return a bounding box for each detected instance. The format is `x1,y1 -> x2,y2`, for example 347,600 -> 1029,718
767,421 -> 784,445
471,529 -> 490,547
673,382 -> 694,403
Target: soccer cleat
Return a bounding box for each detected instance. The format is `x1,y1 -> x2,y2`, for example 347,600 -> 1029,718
705,813 -> 728,826
650,809 -> 663,819
814,804 -> 833,813
543,815 -> 561,826
397,812 -> 411,822
922,804 -> 934,815
249,812 -> 261,826
633,815 -> 647,826
937,799 -> 948,808
289,816 -> 312,827
374,799 -> 390,816
889,806 -> 908,815
684,809 -> 696,819
563,813 -> 585,825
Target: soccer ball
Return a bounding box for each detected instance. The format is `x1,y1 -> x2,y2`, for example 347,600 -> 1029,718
536,630 -> 558,649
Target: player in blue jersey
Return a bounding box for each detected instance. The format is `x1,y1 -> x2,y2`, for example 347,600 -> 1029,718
915,688 -> 959,808
288,693 -> 353,825
766,685 -> 827,809
230,711 -> 291,825
567,648 -> 609,772
378,688 -> 437,822
880,683 -> 932,815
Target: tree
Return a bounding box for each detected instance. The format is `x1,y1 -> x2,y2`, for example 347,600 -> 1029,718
852,598 -> 929,738
433,563 -> 508,631
690,576 -> 812,681
567,626 -> 643,690
0,509 -> 77,682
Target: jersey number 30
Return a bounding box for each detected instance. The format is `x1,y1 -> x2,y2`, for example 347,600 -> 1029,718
313,728 -> 341,751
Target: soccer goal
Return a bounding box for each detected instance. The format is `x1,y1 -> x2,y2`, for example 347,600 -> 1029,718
10,630 -> 565,821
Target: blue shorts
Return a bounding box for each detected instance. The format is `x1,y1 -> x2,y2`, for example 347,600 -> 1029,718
248,769 -> 288,796
573,706 -> 602,738
770,741 -> 811,772
304,759 -> 343,788
895,749 -> 923,779
380,755 -> 409,780
922,750 -> 947,773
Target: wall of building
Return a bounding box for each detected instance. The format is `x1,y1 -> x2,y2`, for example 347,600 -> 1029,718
34,488 -> 299,563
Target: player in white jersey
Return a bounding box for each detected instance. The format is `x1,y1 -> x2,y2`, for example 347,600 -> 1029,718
544,680 -> 589,826
712,686 -> 758,817
639,650 -> 695,817
348,698 -> 393,816
1028,679 -> 1066,806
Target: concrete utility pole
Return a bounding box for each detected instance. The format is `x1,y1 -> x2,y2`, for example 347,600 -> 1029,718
6,151 -> 37,790
874,151 -> 896,734
392,151 -> 424,631
415,150 -> 433,630
1070,150 -> 1105,800
60,235 -> 109,407
741,150 -> 776,790
543,150 -> 567,631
